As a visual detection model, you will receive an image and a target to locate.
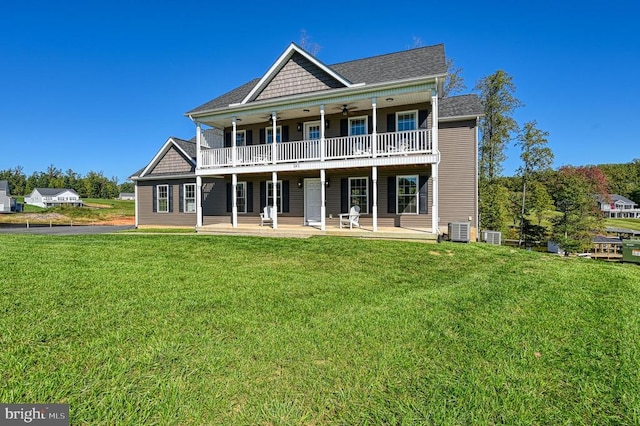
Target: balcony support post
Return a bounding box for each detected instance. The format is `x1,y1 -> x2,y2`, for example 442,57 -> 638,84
232,173 -> 238,228
371,98 -> 377,158
320,169 -> 326,231
196,175 -> 203,228
372,166 -> 378,232
271,112 -> 277,164
195,121 -> 202,168
431,86 -> 439,234
320,105 -> 325,162
272,171 -> 278,229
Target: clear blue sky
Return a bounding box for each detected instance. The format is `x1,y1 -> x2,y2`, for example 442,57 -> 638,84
2,1 -> 638,183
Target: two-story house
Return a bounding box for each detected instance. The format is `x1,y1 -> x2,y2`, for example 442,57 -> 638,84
598,194 -> 640,219
132,43 -> 483,237
25,188 -> 83,208
0,180 -> 17,213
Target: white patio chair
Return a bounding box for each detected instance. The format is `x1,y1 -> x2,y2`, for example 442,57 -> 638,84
339,205 -> 361,229
260,206 -> 273,227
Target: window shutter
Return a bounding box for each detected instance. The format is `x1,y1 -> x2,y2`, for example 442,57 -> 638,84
419,175 -> 428,214
419,110 -> 428,129
282,126 -> 289,142
168,185 -> 173,213
152,185 -> 157,213
247,182 -> 254,212
340,119 -> 348,136
246,130 -> 253,146
224,132 -> 231,148
282,180 -> 290,213
387,176 -> 396,213
226,183 -> 232,212
260,181 -> 266,209
341,178 -> 348,212
368,116 -> 373,134
369,176 -> 374,213
179,184 -> 184,213
387,114 -> 395,132
259,128 -> 265,144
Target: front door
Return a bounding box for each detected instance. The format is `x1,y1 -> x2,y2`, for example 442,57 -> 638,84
305,179 -> 322,225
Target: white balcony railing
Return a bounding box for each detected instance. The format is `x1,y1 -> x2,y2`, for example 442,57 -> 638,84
199,129 -> 432,169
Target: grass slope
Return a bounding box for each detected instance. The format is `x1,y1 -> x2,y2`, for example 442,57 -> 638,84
1,235 -> 639,424
606,218 -> 640,232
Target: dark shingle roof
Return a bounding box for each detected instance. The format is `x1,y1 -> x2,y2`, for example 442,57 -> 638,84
172,137 -> 197,160
187,44 -> 447,114
35,188 -> 79,196
439,94 -> 483,118
611,194 -> 635,204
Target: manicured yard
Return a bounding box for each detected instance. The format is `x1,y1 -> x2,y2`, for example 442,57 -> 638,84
1,235 -> 639,424
606,218 -> 640,232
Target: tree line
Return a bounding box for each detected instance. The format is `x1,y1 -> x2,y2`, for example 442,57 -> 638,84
0,165 -> 134,199
472,69 -> 640,252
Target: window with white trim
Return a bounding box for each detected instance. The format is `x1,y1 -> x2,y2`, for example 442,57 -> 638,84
397,175 -> 418,214
396,111 -> 417,131
304,121 -> 321,140
157,184 -> 169,213
236,182 -> 247,214
267,181 -> 282,213
266,126 -> 282,144
236,130 -> 246,146
348,116 -> 368,136
349,177 -> 369,214
184,183 -> 196,213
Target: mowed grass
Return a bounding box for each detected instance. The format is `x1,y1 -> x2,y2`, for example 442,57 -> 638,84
606,218 -> 640,232
1,235 -> 639,425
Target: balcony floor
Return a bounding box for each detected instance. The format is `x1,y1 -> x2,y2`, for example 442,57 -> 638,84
196,223 -> 438,241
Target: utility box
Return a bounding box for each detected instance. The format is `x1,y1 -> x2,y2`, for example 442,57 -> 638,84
622,240 -> 640,264
482,230 -> 502,245
449,222 -> 471,243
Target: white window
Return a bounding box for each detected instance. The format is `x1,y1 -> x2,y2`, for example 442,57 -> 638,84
236,130 -> 246,146
396,110 -> 417,131
183,183 -> 196,213
266,126 -> 282,144
157,185 -> 169,213
397,175 -> 418,214
236,182 -> 247,214
267,181 -> 282,213
304,121 -> 321,140
349,177 -> 369,214
349,116 -> 368,136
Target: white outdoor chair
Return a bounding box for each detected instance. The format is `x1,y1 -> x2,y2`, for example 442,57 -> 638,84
339,205 -> 361,229
260,206 -> 273,227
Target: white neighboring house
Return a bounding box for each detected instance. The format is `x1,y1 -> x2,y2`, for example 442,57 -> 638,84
25,188 -> 83,208
118,192 -> 135,200
0,180 -> 16,213
598,194 -> 640,219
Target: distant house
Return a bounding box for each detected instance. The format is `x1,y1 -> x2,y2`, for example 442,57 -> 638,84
118,192 -> 135,200
0,180 -> 17,213
598,194 -> 640,219
25,188 -> 83,208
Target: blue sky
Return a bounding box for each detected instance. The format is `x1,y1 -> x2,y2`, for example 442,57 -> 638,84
1,1 -> 638,183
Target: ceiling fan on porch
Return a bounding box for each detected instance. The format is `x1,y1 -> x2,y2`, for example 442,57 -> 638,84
337,104 -> 357,116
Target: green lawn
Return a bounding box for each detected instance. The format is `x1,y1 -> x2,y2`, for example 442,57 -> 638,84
1,235 -> 639,424
606,218 -> 640,232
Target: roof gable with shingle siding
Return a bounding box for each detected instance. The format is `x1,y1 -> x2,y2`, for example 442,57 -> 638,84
148,145 -> 195,176
254,52 -> 345,101
186,43 -> 447,115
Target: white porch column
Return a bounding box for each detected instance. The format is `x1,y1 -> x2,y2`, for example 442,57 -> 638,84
134,183 -> 139,227
231,117 -> 237,166
272,171 -> 278,229
372,166 -> 378,232
371,98 -> 377,158
320,169 -> 326,231
320,105 -> 325,162
196,175 -> 203,228
431,88 -> 439,234
195,121 -> 202,167
231,174 -> 238,228
271,112 -> 277,164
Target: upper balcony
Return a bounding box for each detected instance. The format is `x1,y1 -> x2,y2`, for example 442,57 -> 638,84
199,129 -> 435,173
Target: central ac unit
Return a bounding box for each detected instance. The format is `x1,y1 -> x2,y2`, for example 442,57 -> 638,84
482,230 -> 502,245
448,222 -> 470,243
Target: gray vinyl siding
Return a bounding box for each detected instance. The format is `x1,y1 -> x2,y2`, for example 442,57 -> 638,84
255,53 -> 344,101
438,119 -> 478,231
137,179 -> 196,226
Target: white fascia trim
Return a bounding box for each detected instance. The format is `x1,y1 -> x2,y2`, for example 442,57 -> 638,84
139,137 -> 196,178
240,43 -> 354,105
134,174 -> 197,181
439,114 -> 483,123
